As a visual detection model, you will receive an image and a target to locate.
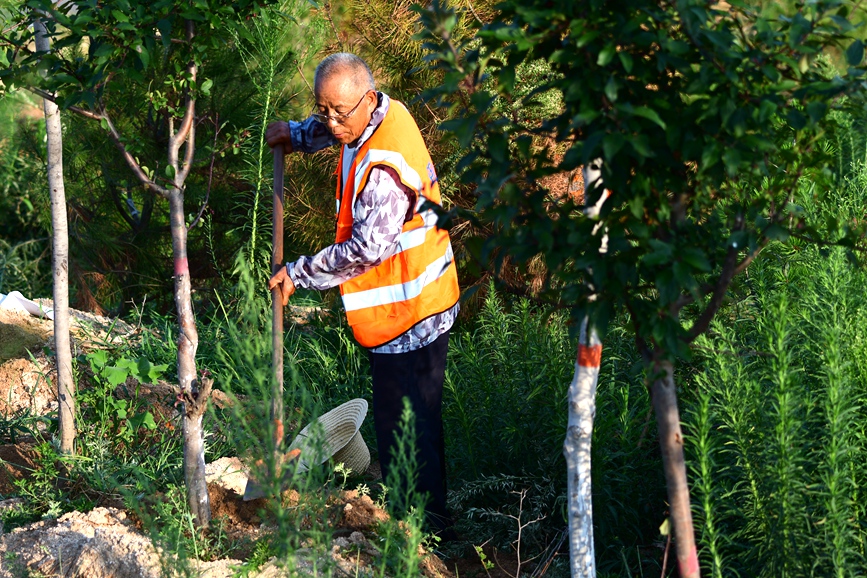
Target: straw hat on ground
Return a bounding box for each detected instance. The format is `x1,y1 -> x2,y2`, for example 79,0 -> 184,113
288,398 -> 370,474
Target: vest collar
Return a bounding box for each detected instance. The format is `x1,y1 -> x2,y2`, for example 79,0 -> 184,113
344,92 -> 391,152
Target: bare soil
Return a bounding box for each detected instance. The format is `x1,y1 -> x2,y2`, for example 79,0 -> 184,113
0,443 -> 38,496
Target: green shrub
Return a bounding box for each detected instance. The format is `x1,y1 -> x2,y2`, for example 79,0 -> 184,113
685,244 -> 867,577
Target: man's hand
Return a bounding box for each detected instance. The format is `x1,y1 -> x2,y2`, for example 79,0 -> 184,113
268,266 -> 296,306
265,122 -> 295,152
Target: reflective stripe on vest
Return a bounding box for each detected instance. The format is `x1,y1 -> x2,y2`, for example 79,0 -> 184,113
335,99 -> 460,348
342,242 -> 455,312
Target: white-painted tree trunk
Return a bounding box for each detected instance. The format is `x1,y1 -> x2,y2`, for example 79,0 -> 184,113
564,319 -> 602,578
34,18 -> 76,455
564,160 -> 609,577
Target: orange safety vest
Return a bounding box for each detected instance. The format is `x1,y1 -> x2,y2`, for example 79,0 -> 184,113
335,100 -> 460,348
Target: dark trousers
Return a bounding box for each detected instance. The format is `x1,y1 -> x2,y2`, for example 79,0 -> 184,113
368,330 -> 452,531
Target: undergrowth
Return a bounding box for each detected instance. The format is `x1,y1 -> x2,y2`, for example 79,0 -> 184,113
445,286 -> 664,575
684,243 -> 867,578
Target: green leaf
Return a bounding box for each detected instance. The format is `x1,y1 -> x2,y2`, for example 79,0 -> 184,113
575,30 -> 600,48
630,106 -> 666,129
643,239 -> 673,266
200,78 -> 213,96
440,117 -> 477,148
111,9 -> 129,23
102,365 -> 130,386
598,44 -> 615,66
629,195 -> 645,219
630,134 -> 654,158
806,101 -> 827,123
129,411 -> 157,431
846,39 -> 863,66
489,132 -> 508,164
680,248 -> 711,272
156,19 -> 172,47
603,133 -> 625,159
138,48 -> 150,70
786,109 -> 806,130
498,66 -> 516,94
722,148 -> 741,176
604,76 -> 619,102
87,350 -> 108,370
92,43 -> 114,58
618,51 -> 633,73
165,164 -> 176,179
764,224 -> 790,242
138,358 -> 168,384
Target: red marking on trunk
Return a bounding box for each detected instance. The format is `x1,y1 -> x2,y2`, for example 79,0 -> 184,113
274,419 -> 284,444
577,344 -> 602,368
174,257 -> 189,276
679,545 -> 700,576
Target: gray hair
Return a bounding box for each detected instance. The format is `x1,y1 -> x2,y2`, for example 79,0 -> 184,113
314,53 -> 376,93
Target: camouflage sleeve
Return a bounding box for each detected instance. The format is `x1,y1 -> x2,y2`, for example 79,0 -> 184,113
289,116 -> 339,153
287,166 -> 411,291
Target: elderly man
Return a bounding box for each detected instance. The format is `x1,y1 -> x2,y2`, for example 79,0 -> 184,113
265,53 -> 460,536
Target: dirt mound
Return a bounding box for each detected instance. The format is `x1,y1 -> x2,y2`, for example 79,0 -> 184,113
0,303 -> 138,358
336,490 -> 390,532
209,483 -> 264,527
0,502 -> 450,578
0,457 -> 456,578
0,355 -> 55,419
205,456 -> 248,496
0,507 -> 163,578
31,298 -> 138,349
0,507 -> 287,578
0,310 -> 56,420
0,309 -> 51,364
0,305 -> 142,422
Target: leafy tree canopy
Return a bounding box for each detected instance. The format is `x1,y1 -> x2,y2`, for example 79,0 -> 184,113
2,0 -> 274,106
417,0 -> 867,361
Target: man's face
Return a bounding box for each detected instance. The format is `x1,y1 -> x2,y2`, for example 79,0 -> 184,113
314,73 -> 376,147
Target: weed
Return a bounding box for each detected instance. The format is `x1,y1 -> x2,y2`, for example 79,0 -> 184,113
474,543 -> 494,576
371,398 -> 430,578
0,407 -> 41,445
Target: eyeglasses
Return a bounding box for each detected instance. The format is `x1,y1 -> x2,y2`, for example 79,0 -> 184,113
312,91 -> 371,125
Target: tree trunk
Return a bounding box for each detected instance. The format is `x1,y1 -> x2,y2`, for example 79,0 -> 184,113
565,318 -> 601,577
651,359 -> 700,578
33,18 -> 75,455
168,189 -> 210,527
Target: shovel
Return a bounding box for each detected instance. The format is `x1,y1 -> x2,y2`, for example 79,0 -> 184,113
243,144 -> 289,501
